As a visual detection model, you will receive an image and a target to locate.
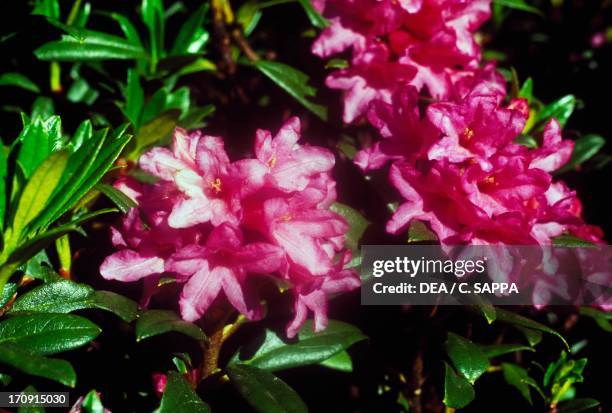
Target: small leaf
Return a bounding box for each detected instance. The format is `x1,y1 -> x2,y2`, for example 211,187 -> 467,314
445,333 -> 489,383
480,344 -> 534,358
227,364 -> 308,413
557,134 -> 606,174
250,60 -> 327,120
12,151 -> 68,238
298,0 -> 329,28
536,95 -> 576,128
319,350 -> 353,372
0,313 -> 100,355
170,3 -> 209,55
89,291 -> 139,322
518,77 -> 533,102
237,1 -> 262,36
124,68 -> 144,128
330,203 -> 369,267
136,310 -> 206,342
158,371 -> 211,413
232,320 -> 366,371
492,0 -> 543,15
0,342 -> 76,387
495,308 -> 568,349
556,398 -> 600,413
82,390 -> 105,413
443,362 -> 475,409
0,73 -> 40,93
407,220 -> 437,243
96,183 -> 137,213
501,363 -> 544,405
552,235 -> 596,248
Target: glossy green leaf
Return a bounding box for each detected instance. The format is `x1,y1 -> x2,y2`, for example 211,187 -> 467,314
557,134 -> 606,174
251,60 -> 327,120
82,390 -> 105,413
232,320 -> 366,371
480,344 -> 534,358
0,313 -> 100,355
136,310 -> 206,342
331,203 -> 369,268
158,371 -> 211,413
495,308 -> 568,349
10,280 -> 93,314
443,362 -> 475,409
32,0 -> 60,19
125,69 -> 144,128
0,140 -> 7,230
298,0 -> 329,28
501,363 -> 543,405
557,398 -> 600,413
16,118 -> 58,178
0,342 -> 76,387
132,110 -> 180,156
319,350 -> 353,372
0,73 -> 40,93
537,95 -> 576,128
518,77 -> 533,102
96,183 -> 137,213
71,119 -> 93,151
0,282 -> 17,308
171,3 -> 209,55
88,291 -> 139,322
227,364 -> 308,413
104,12 -> 143,47
492,0 -> 542,15
445,333 -> 488,383
35,41 -> 145,61
142,0 -> 165,69
12,151 -> 68,238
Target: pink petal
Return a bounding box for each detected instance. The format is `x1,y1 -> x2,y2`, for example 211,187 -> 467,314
100,250 -> 164,282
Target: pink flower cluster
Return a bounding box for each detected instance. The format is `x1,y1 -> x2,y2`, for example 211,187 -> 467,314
312,0 -> 491,122
314,0 -> 602,246
100,118 -> 360,337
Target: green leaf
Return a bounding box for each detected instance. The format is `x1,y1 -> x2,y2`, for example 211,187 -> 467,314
104,12 -> 143,48
125,69 -> 144,128
298,0 -> 329,28
88,290 -> 139,322
142,0 -> 166,69
12,151 -> 68,238
518,77 -> 533,102
557,398 -> 600,413
35,41 -> 146,61
319,350 -> 353,372
82,390 -> 105,413
0,342 -> 76,387
18,385 -> 45,413
132,110 -> 180,156
0,73 -> 40,93
536,95 -> 576,128
0,140 -> 7,230
480,344 -> 534,358
17,117 -> 59,178
171,3 -> 209,55
579,307 -> 612,333
445,333 -> 488,384
407,220 -> 437,243
32,0 -> 60,19
237,1 -> 262,37
30,97 -> 55,121
71,119 -> 93,151
232,320 -> 366,371
136,310 -> 206,342
443,362 -> 475,409
158,371 -> 211,413
495,308 -> 568,349
492,0 -> 542,15
330,203 -> 369,268
96,183 -> 137,213
9,280 -> 93,314
501,363 -> 544,405
8,280 -> 139,322
557,134 -> 606,174
227,364 -> 308,413
250,60 -> 327,120
0,282 -> 17,308
0,372 -> 11,386
552,235 -> 596,248
0,313 -> 100,355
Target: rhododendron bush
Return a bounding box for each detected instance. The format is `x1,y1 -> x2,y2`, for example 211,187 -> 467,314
0,0 -> 609,412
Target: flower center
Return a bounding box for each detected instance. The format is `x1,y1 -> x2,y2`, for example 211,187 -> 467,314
209,178 -> 222,193
279,213 -> 292,222
462,127 -> 475,142
267,155 -> 277,168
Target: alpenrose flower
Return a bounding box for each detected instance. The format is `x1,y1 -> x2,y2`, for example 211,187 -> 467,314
312,0 -> 491,122
101,118 -> 360,337
355,81 -> 603,246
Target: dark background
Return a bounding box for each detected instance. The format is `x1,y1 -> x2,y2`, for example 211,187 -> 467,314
0,0 -> 610,412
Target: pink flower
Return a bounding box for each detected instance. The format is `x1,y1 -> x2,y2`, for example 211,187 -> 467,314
178,224 -> 284,322
313,0 -> 492,122
101,119 -> 360,337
